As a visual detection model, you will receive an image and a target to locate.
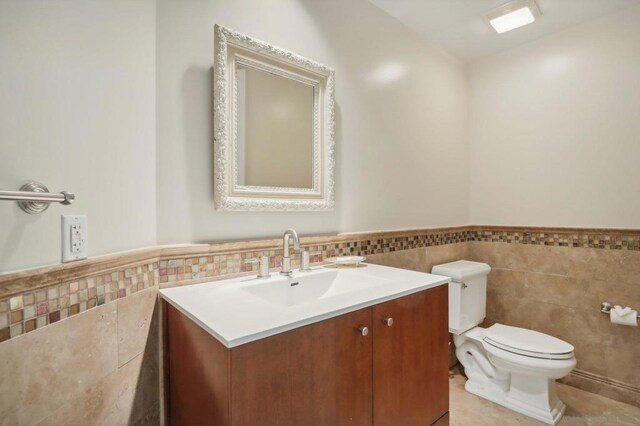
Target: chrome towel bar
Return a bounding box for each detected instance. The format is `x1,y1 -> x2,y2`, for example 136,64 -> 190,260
0,181 -> 75,214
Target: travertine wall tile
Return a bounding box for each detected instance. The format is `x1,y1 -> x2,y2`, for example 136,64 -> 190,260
0,225 -> 637,422
36,346 -> 159,426
522,273 -> 597,310
567,247 -> 640,285
485,268 -> 525,298
117,287 -> 159,367
470,241 -> 640,407
467,241 -> 530,271
0,303 -> 118,425
367,247 -> 430,272
521,245 -> 574,276
367,243 -> 469,274
603,326 -> 640,386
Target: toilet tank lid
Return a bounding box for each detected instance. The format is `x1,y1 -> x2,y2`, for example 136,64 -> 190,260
431,260 -> 491,282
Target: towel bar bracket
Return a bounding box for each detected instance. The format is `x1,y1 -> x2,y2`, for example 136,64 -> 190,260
0,181 -> 75,214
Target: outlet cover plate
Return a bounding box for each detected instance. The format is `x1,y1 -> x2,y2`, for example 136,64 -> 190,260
62,215 -> 88,262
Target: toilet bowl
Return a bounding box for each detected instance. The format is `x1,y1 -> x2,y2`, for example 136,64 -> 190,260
432,261 -> 576,425
455,324 -> 576,425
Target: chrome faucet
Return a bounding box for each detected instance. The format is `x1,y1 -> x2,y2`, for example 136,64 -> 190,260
280,229 -> 300,276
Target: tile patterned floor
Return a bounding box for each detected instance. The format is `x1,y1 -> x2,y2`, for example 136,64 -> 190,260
450,373 -> 640,426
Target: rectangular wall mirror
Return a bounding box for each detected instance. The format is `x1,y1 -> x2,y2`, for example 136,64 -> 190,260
214,25 -> 335,211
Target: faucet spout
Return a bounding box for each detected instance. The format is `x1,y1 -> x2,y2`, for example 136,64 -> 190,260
281,229 -> 300,276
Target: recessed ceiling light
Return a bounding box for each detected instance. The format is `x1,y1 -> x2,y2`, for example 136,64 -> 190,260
486,0 -> 542,34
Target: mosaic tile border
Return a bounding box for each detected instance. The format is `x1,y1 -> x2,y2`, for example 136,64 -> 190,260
0,227 -> 470,343
470,226 -> 640,250
157,228 -> 471,285
0,262 -> 158,342
1,225 -> 639,343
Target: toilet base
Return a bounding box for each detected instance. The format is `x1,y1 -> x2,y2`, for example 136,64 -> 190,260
454,328 -> 573,426
464,377 -> 566,425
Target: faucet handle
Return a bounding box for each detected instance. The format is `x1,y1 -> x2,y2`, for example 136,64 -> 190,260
300,250 -> 322,272
245,255 -> 270,279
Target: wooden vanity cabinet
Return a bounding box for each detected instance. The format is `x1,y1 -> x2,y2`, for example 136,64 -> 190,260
164,285 -> 449,426
230,307 -> 373,426
372,285 -> 449,426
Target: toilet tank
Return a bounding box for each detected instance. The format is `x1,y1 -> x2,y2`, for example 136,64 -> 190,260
432,260 -> 491,335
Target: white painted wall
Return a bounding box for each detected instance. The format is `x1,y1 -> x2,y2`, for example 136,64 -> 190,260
0,0 -> 469,272
4,0 -> 639,273
0,0 -> 157,272
469,6 -> 640,228
156,0 -> 469,244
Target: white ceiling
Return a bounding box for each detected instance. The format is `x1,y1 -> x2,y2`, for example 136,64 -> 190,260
368,0 -> 640,61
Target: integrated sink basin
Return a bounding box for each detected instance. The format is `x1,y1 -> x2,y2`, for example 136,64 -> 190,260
160,263 -> 450,347
241,267 -> 394,307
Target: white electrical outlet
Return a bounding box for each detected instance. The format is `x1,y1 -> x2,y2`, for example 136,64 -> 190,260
62,215 -> 88,262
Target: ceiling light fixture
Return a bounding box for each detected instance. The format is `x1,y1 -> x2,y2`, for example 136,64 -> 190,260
486,0 -> 542,34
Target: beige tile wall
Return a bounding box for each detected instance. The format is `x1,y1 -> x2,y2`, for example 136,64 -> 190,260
0,226 -> 637,425
0,227 -> 470,425
367,242 -> 470,274
0,287 -> 159,425
468,242 -> 640,407
369,240 -> 640,407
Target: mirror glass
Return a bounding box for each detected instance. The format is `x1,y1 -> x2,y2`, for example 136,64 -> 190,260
236,65 -> 314,189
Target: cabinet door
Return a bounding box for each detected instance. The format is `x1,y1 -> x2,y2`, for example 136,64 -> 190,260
165,303 -> 230,426
230,308 -> 373,426
372,285 -> 449,426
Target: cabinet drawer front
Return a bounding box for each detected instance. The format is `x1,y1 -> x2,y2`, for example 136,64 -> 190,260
373,285 -> 449,426
230,308 -> 373,426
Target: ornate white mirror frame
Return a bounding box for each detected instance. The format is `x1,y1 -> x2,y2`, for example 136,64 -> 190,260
213,25 -> 335,211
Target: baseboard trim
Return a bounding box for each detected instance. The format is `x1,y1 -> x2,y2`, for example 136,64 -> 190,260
451,360 -> 639,408
560,369 -> 640,407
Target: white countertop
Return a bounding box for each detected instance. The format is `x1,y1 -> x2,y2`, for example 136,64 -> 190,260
159,263 -> 450,348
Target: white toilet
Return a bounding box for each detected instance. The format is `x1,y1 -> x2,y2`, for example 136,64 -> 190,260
432,260 -> 576,425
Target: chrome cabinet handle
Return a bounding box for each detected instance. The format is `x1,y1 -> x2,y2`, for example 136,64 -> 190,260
383,317 -> 394,327
359,326 -> 369,336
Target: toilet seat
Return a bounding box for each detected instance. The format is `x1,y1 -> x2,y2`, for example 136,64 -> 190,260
482,324 -> 574,360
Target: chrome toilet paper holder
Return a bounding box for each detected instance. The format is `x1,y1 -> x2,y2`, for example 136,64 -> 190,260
600,302 -> 640,319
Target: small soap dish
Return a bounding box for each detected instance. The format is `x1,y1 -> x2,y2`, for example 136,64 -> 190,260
326,256 -> 366,268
